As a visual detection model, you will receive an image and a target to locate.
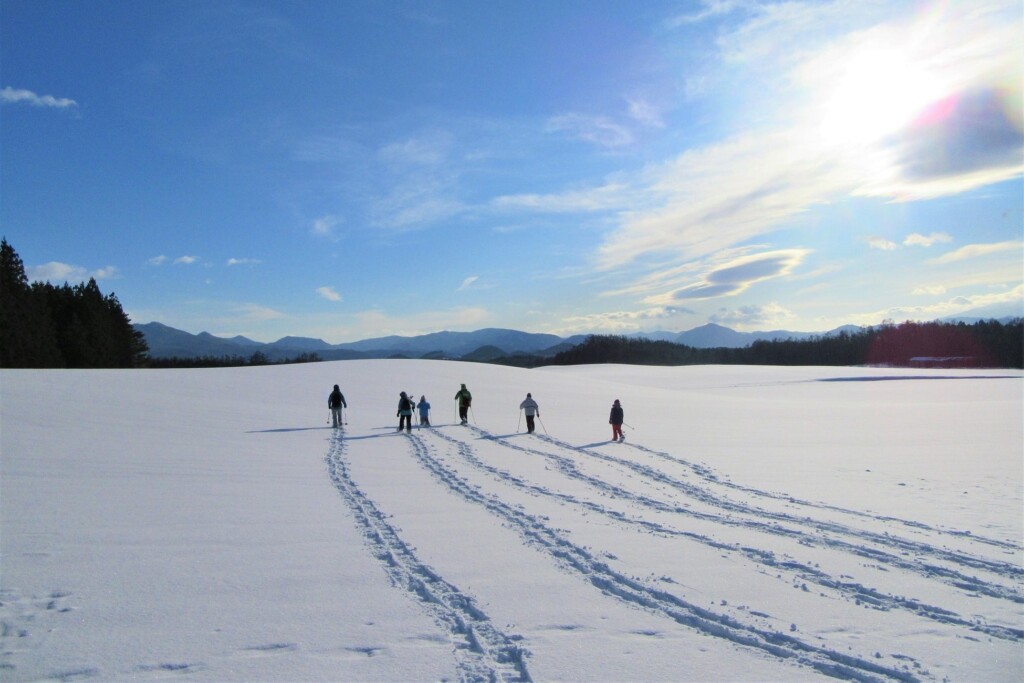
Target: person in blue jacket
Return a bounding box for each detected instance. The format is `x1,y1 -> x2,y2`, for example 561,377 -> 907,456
417,395 -> 431,427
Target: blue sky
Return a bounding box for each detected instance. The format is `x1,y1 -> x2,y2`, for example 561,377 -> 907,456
2,0 -> 1021,343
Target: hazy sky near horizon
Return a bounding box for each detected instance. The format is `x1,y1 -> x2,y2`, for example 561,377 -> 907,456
2,0 -> 1021,343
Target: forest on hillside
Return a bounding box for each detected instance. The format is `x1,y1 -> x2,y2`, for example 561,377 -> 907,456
545,319 -> 1023,369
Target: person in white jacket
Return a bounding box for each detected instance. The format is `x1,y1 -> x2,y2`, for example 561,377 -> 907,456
519,393 -> 540,434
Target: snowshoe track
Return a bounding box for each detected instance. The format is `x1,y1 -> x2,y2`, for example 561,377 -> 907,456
325,431 -> 531,682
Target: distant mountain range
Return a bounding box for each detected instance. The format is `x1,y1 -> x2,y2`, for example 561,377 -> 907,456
134,301 -> 1021,361
134,321 -> 868,361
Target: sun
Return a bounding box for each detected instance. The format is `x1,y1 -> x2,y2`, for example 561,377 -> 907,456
818,47 -> 942,146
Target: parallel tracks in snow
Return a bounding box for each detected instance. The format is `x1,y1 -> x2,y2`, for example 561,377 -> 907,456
403,428 -> 922,683
325,430 -> 531,683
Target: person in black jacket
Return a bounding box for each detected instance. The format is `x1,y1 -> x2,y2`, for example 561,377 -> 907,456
609,399 -> 624,441
397,392 -> 414,433
328,384 -> 347,428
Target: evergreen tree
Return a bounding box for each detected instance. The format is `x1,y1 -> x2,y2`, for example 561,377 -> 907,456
0,238 -> 62,367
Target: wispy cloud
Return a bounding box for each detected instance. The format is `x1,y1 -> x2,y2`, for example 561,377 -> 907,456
174,255 -> 199,265
311,215 -> 342,240
232,303 -> 286,321
646,249 -> 810,303
664,0 -> 743,28
1,86 -> 78,109
545,113 -> 634,148
508,1 -> 1021,278
227,257 -> 262,266
928,240 -> 1024,265
148,255 -> 168,266
316,286 -> 342,302
625,97 -> 665,128
554,305 -> 696,335
456,276 -> 479,292
709,302 -> 795,329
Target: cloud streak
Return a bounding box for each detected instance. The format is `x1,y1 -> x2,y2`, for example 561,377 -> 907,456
1,86 -> 78,109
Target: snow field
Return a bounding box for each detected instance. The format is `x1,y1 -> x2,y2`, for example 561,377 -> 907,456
2,360 -> 1021,681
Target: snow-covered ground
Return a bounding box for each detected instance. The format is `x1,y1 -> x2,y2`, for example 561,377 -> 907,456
2,361 -> 1021,682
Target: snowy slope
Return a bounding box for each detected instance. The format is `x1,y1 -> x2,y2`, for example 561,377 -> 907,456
1,361 -> 1021,682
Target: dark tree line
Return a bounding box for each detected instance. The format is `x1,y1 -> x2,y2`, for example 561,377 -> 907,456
550,320 -> 1023,369
148,352 -> 323,368
1,238 -> 149,368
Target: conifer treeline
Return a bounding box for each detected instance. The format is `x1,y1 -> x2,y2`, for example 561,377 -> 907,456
549,320 -> 1023,368
1,239 -> 149,368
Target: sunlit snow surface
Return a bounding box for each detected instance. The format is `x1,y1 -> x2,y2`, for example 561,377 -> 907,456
2,361 -> 1021,681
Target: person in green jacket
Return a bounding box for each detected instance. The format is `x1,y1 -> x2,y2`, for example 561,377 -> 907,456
454,384 -> 472,424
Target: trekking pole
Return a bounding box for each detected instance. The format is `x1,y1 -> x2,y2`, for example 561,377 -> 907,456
327,410 -> 331,425
517,410 -> 522,432
623,422 -> 636,430
537,415 -> 549,435
469,405 -> 476,424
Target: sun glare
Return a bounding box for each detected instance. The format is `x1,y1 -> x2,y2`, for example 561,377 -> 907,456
819,48 -> 942,146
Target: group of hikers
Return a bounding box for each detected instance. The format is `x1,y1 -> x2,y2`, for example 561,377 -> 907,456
327,383 -> 627,441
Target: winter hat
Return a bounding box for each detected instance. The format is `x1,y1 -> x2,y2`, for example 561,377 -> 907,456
333,384 -> 339,390
527,393 -> 532,398
613,399 -> 620,405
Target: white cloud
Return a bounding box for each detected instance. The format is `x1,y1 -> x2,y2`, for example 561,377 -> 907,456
928,240 -> 1023,265
849,283 -> 1024,325
148,255 -> 168,266
174,255 -> 199,265
904,232 -> 952,247
227,257 -> 262,266
912,285 -> 948,296
316,286 -> 342,302
26,262 -> 117,283
1,86 -> 78,109
867,237 -> 899,251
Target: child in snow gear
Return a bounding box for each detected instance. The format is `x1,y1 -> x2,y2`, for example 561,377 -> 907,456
519,393 -> 540,433
397,392 -> 414,432
417,395 -> 431,426
328,384 -> 347,428
609,399 -> 624,441
454,384 -> 472,424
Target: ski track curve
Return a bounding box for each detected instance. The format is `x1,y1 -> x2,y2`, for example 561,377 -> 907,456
324,430 -> 532,683
531,433 -> 1023,605
423,426 -> 1022,644
403,428 -> 923,683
